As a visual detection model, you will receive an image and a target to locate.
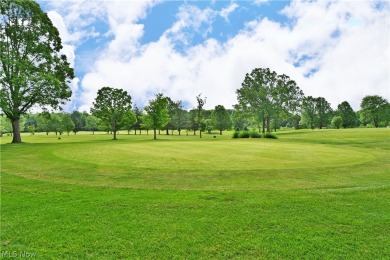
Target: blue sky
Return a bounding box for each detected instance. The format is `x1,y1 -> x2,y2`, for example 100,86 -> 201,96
38,0 -> 389,112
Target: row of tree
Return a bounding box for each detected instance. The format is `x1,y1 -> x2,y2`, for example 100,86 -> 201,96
1,88 -> 388,139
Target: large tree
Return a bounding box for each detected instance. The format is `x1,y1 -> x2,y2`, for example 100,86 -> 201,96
337,101 -> 356,128
0,0 -> 74,143
142,93 -> 170,140
236,68 -> 303,133
212,105 -> 232,135
360,95 -> 389,128
90,86 -> 132,140
315,97 -> 333,129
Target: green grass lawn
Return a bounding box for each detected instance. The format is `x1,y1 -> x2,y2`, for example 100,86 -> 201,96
1,128 -> 389,258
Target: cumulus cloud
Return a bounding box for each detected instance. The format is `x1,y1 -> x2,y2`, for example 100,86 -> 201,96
45,0 -> 389,112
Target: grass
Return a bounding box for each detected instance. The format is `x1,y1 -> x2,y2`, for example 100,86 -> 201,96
1,128 -> 389,258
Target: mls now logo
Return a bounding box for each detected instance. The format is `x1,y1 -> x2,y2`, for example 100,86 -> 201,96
1,251 -> 37,258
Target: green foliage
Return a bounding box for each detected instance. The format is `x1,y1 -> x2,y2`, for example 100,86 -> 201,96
71,111 -> 86,134
91,86 -> 132,140
249,130 -> 261,138
337,101 -> 357,128
360,95 -> 389,128
142,93 -> 170,139
121,110 -> 137,134
232,131 -> 240,138
331,116 -> 343,129
301,96 -> 333,129
61,113 -> 75,135
212,105 -> 232,135
264,133 -> 278,139
236,68 -> 304,133
0,0 -> 74,142
85,115 -> 100,134
239,131 -> 250,138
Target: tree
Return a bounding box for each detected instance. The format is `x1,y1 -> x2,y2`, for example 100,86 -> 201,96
331,116 -> 342,129
188,109 -> 198,135
236,68 -> 303,133
315,97 -> 332,129
212,105 -> 232,135
173,101 -> 185,136
71,111 -> 86,134
85,115 -> 99,134
122,110 -> 137,135
360,95 -> 389,128
0,0 -> 74,143
143,93 -> 170,140
196,93 -> 206,138
301,96 -> 332,129
50,114 -> 63,135
90,86 -> 132,140
337,101 -> 357,128
301,96 -> 317,129
133,105 -> 143,135
61,113 -> 74,135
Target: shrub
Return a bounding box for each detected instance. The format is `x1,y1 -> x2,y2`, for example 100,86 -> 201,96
239,131 -> 250,138
249,131 -> 261,138
264,133 -> 278,139
232,131 -> 239,138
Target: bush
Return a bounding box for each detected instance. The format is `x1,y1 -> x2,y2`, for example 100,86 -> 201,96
239,131 -> 250,138
264,133 -> 278,139
232,131 -> 239,138
249,131 -> 261,138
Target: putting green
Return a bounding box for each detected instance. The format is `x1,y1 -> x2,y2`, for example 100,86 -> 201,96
54,140 -> 372,170
3,138 -> 375,190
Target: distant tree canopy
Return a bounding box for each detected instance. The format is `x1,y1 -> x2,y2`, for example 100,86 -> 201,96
301,96 -> 333,129
212,105 -> 232,135
90,86 -> 132,140
0,0 -> 74,143
142,93 -> 170,140
236,68 -> 304,133
360,95 -> 389,128
337,101 -> 357,128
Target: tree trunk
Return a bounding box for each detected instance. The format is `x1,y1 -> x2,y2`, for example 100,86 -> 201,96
139,129 -> 141,135
179,130 -> 181,136
267,116 -> 271,133
11,118 -> 22,143
220,129 -> 222,135
166,128 -> 169,135
134,129 -> 137,135
200,130 -> 202,138
262,114 -> 265,134
154,128 -> 157,140
113,130 -> 117,140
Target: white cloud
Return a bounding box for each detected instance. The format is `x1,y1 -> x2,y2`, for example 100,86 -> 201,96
46,0 -> 389,112
220,3 -> 239,22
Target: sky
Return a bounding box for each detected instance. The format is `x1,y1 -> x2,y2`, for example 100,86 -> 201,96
37,0 -> 390,112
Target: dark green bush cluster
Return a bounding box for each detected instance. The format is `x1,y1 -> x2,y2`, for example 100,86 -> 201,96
264,133 -> 278,139
233,130 -> 264,139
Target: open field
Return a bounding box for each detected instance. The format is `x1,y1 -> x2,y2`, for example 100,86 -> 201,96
1,128 -> 389,258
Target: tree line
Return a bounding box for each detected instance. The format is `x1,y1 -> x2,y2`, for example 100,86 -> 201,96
1,84 -> 388,139
1,1 -> 389,142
